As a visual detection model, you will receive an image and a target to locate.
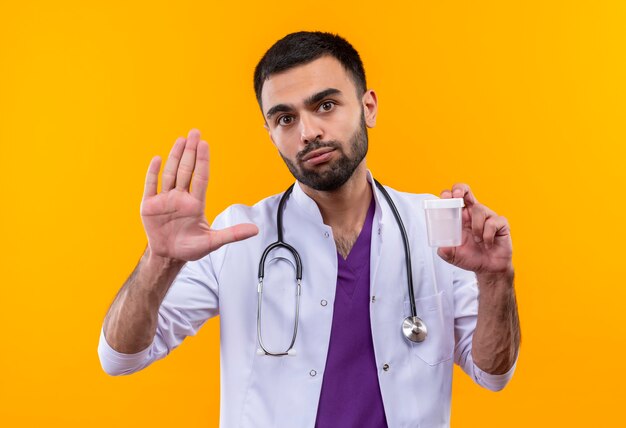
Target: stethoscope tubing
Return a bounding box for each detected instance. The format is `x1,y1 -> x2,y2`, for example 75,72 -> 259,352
256,180 -> 425,356
257,184 -> 302,356
372,180 -> 418,320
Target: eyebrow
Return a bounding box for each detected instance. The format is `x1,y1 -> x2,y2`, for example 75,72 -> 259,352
265,88 -> 342,120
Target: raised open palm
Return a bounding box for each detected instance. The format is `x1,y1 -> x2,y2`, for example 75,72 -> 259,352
140,129 -> 258,262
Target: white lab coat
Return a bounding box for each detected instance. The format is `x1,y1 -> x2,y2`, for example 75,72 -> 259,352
99,171 -> 516,428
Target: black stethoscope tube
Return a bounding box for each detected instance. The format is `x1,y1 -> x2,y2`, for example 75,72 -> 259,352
256,179 -> 426,356
372,180 -> 418,321
258,183 -> 302,281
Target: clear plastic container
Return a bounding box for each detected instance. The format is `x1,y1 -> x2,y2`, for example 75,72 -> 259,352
423,198 -> 465,247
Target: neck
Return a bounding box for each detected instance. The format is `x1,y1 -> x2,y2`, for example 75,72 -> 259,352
299,161 -> 372,232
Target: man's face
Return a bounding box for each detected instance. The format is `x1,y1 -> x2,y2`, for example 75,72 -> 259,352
260,55 -> 377,191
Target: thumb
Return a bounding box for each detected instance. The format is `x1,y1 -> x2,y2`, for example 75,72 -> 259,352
209,223 -> 259,252
437,247 -> 456,265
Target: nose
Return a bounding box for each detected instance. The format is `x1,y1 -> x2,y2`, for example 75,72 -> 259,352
299,113 -> 323,145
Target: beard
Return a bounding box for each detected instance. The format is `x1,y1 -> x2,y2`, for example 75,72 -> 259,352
279,112 -> 368,192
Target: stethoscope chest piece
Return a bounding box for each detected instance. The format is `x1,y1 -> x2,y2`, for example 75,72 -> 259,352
402,315 -> 428,343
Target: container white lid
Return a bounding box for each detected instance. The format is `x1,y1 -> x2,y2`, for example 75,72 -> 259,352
423,198 -> 465,209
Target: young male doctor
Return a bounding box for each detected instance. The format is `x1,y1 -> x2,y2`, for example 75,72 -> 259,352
99,31 -> 520,427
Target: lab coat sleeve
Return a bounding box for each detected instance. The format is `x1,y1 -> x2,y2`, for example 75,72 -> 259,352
452,266 -> 518,391
98,209 -> 232,376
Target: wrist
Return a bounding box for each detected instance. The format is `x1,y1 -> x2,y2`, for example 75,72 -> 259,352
141,247 -> 187,286
129,246 -> 186,300
144,246 -> 186,270
476,267 -> 515,290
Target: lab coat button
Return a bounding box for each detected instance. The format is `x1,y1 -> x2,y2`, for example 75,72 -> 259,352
324,231 -> 330,238
377,227 -> 381,235
320,299 -> 328,307
309,370 -> 317,377
383,364 -> 390,372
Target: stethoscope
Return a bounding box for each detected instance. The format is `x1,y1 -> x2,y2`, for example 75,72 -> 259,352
256,179 -> 427,357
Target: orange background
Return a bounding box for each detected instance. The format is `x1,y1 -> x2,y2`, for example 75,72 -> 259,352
1,1 -> 625,426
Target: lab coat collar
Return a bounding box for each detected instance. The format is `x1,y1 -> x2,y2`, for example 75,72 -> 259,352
289,169 -> 386,228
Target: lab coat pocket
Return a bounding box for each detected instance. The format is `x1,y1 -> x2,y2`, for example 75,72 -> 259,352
404,291 -> 454,366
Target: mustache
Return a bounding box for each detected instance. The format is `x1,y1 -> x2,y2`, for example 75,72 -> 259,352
296,140 -> 340,162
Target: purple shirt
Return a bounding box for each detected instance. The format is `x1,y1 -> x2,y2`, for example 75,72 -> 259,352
315,198 -> 388,428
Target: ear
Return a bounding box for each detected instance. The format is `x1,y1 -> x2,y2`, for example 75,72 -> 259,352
362,89 -> 378,128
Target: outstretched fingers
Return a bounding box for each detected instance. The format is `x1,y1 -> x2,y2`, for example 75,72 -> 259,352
143,156 -> 162,200
162,137 -> 187,191
191,140 -> 210,202
176,129 -> 200,191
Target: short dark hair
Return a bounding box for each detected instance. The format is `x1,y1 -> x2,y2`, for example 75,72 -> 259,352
253,31 -> 367,109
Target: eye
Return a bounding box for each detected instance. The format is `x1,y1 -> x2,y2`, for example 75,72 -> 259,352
277,115 -> 294,126
319,101 -> 335,112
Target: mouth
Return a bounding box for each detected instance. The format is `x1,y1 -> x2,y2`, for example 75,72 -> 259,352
301,147 -> 336,165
